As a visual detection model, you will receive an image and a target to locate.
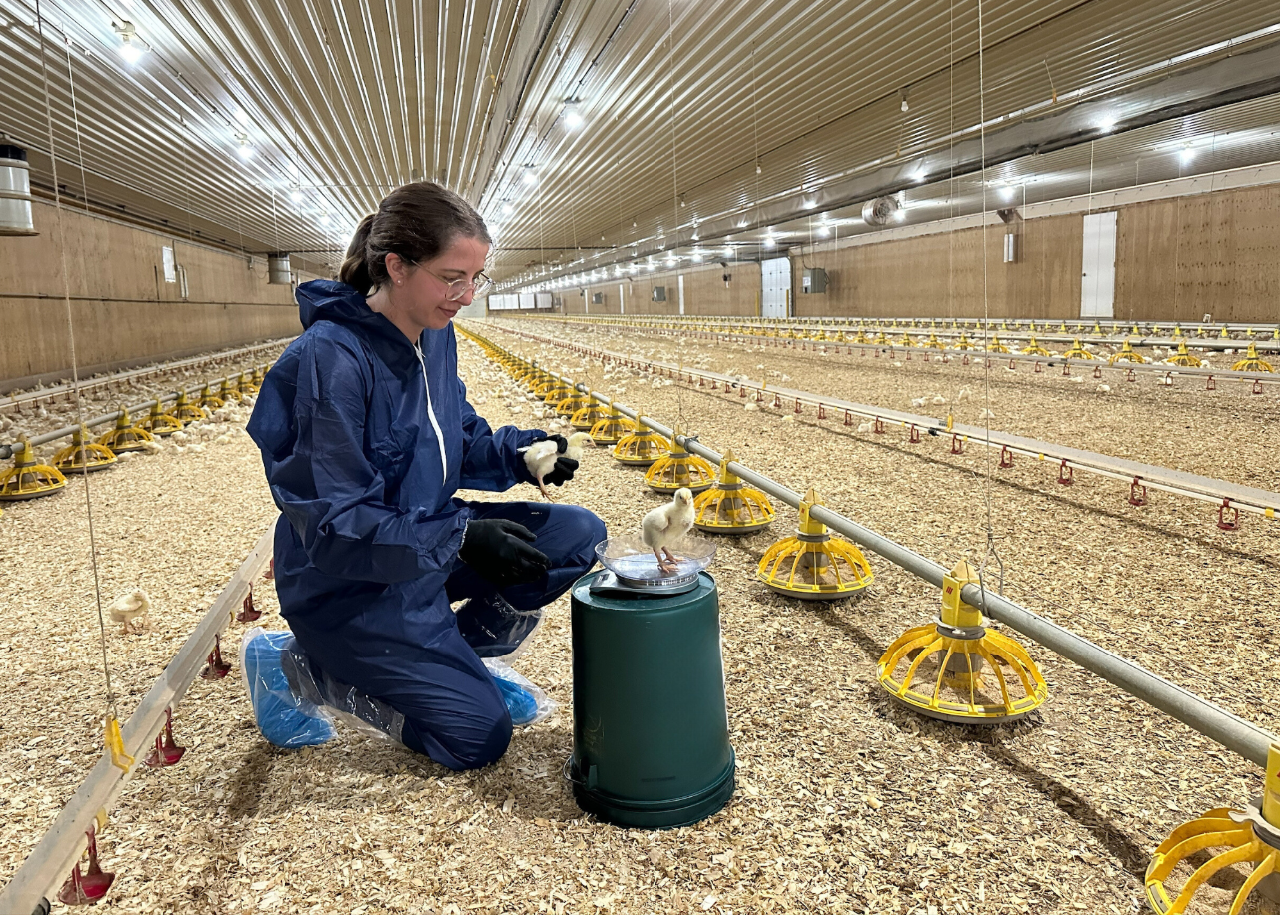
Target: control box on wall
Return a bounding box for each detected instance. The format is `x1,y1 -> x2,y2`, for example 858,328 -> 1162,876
592,292 -> 605,305
802,268 -> 828,294
652,286 -> 667,302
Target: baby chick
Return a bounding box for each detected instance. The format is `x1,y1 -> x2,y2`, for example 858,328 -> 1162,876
641,488 -> 695,574
522,432 -> 593,501
107,588 -> 151,634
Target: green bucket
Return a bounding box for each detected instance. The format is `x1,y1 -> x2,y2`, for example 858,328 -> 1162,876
568,570 -> 735,828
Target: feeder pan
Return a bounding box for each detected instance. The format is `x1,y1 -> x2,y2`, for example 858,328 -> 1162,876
593,534 -> 717,596
138,401 -> 183,436
986,336 -> 1010,353
613,421 -> 668,466
1021,336 -> 1052,356
1063,339 -> 1094,359
952,333 -> 977,351
756,488 -> 873,600
1233,342 -> 1274,373
1165,341 -> 1203,368
878,558 -> 1047,723
644,429 -> 715,494
570,396 -> 608,431
199,383 -> 226,411
238,369 -> 261,396
923,332 -> 943,349
693,451 -> 775,533
532,376 -> 560,396
1108,339 -> 1146,365
874,331 -> 889,344
590,407 -> 634,445
542,382 -> 573,404
96,408 -> 154,453
900,333 -> 917,347
54,425 -> 117,473
1146,743 -> 1280,915
0,437 -> 68,500
555,391 -> 589,417
172,391 -> 206,424
218,378 -> 243,404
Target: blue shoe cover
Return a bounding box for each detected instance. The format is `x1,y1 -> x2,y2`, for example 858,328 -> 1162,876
241,627 -> 336,748
493,674 -> 539,725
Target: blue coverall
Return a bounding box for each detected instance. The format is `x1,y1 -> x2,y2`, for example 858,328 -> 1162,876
246,280 -> 607,770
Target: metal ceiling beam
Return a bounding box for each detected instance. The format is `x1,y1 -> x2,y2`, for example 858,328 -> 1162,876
466,0 -> 567,205
517,36 -> 1280,288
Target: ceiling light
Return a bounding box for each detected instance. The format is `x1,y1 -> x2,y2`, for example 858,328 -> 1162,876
563,102 -> 584,130
691,231 -> 699,241
913,170 -> 927,184
724,246 -> 733,257
501,202 -> 514,217
817,225 -> 831,238
289,188 -> 304,203
114,22 -> 143,64
236,135 -> 254,159
802,197 -> 817,209
1179,144 -> 1195,164
998,185 -> 1016,202
899,88 -> 910,113
763,235 -> 776,249
692,250 -> 704,263
1098,115 -> 1117,134
320,215 -> 331,226
522,166 -> 538,186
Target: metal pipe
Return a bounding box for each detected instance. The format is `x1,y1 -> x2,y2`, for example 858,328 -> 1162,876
499,336 -> 1279,769
0,527 -> 273,914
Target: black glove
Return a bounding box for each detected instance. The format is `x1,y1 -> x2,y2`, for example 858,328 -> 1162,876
539,434 -> 579,487
458,519 -> 550,587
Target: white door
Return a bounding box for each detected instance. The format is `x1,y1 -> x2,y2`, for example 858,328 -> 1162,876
761,257 -> 791,317
678,275 -> 685,315
1080,211 -> 1117,318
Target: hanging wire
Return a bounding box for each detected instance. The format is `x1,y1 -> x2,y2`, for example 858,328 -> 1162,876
973,0 -> 1005,599
35,0 -> 118,722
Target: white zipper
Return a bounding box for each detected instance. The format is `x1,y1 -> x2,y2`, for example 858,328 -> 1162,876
412,341 -> 448,484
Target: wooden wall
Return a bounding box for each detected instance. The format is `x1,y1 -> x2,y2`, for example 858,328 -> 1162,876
793,213 -> 1085,320
1,200 -> 305,388
561,262 -> 763,316
1113,184 -> 1280,324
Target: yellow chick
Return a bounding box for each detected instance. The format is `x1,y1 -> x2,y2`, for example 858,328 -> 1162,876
107,588 -> 151,635
641,488 -> 695,574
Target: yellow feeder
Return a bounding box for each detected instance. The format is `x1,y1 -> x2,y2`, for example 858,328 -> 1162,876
138,401 -> 183,437
1232,342 -> 1274,372
1062,338 -> 1094,359
900,333 -> 917,347
878,558 -> 1047,723
570,395 -> 608,431
0,437 -> 67,500
925,333 -> 944,349
1165,341 -> 1203,367
986,335 -> 1009,353
692,451 -> 775,534
756,489 -> 873,600
199,383 -> 226,411
555,390 -> 589,418
873,331 -> 889,344
1146,743 -> 1280,915
1021,336 -> 1052,356
613,419 -> 669,466
855,331 -> 871,344
1172,324 -> 1184,338
172,392 -> 206,424
1108,339 -> 1147,365
218,378 -> 243,404
542,381 -> 574,404
644,428 -> 715,494
96,408 -> 155,453
952,332 -> 977,351
589,405 -> 634,445
238,369 -> 262,396
54,425 -> 117,474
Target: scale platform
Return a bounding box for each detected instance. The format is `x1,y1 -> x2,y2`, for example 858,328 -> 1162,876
592,535 -> 716,597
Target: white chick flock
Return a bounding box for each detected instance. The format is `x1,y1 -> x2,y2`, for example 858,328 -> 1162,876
641,488 -> 696,574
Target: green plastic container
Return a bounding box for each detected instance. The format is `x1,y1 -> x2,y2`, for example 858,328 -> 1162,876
568,570 -> 735,828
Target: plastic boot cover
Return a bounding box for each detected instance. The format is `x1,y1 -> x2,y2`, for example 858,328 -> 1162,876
241,627 -> 336,748
456,593 -> 546,660
484,657 -> 556,726
285,650 -> 407,746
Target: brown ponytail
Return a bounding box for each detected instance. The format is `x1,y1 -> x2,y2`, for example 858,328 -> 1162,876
338,182 -> 490,294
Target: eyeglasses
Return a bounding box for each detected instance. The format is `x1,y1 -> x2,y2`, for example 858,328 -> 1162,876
417,266 -> 493,301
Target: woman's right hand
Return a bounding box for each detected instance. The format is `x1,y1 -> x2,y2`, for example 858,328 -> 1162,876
458,519 -> 551,587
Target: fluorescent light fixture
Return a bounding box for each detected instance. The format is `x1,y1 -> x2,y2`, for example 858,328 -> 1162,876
563,102 -> 584,130
522,167 -> 538,186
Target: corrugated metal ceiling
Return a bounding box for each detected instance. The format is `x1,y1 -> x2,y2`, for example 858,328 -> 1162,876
1,0 -> 1278,282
